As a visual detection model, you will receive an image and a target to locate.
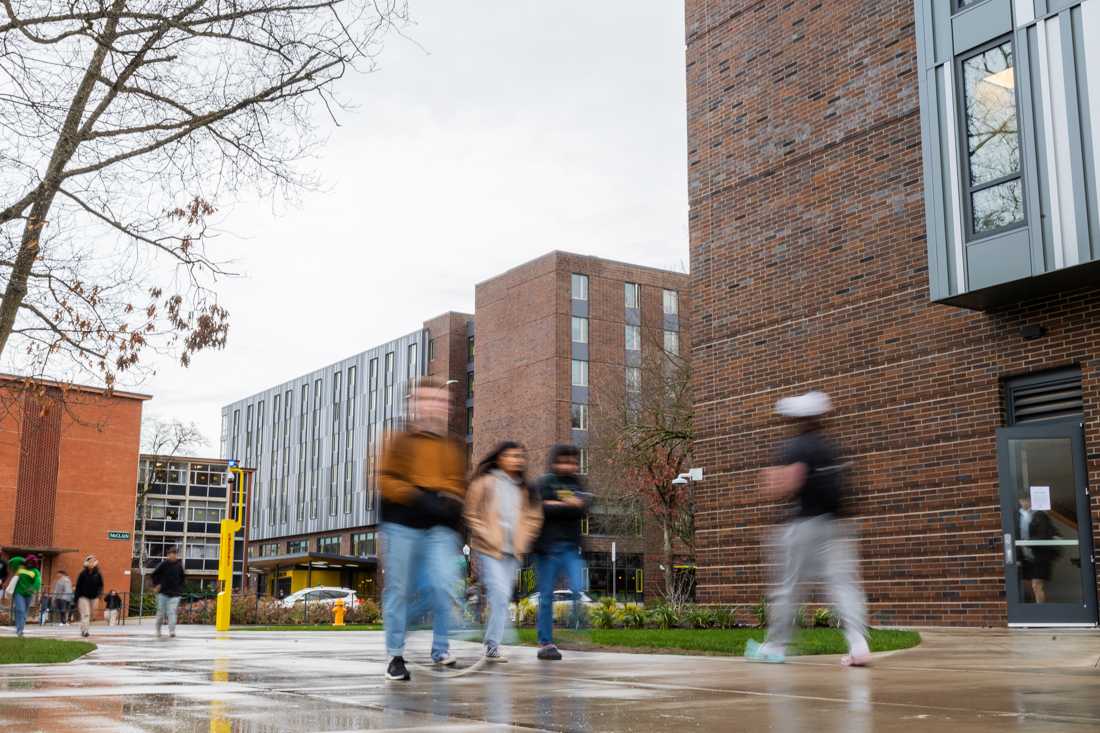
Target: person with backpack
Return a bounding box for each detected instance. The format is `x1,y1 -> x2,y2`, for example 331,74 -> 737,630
5,554 -> 42,637
75,556 -> 104,637
530,444 -> 592,661
746,391 -> 871,667
151,547 -> 186,638
464,441 -> 543,663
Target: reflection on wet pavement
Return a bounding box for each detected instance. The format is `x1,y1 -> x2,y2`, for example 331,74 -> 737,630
0,624 -> 1098,731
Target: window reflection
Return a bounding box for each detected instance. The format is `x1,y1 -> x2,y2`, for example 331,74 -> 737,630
962,40 -> 1023,235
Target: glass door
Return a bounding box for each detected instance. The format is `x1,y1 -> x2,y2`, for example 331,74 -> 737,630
997,419 -> 1097,626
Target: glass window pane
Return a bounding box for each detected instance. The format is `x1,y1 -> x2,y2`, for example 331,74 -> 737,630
964,42 -> 1019,185
663,289 -> 678,315
624,282 -> 639,309
571,403 -> 588,431
571,273 -> 588,301
571,317 -> 588,343
571,360 -> 588,387
971,179 -> 1024,234
663,330 -> 679,356
625,325 -> 641,351
626,367 -> 641,393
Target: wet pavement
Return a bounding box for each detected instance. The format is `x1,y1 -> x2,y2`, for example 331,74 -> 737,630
1,623 -> 1099,731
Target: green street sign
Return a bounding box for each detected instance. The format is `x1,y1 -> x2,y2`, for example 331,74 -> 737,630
107,531 -> 131,541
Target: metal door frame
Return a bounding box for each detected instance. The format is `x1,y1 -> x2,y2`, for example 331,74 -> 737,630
996,418 -> 1098,626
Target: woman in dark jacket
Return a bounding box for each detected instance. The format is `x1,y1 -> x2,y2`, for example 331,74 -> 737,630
74,555 -> 104,637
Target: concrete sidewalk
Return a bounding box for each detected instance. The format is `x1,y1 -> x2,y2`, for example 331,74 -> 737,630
0,624 -> 1098,731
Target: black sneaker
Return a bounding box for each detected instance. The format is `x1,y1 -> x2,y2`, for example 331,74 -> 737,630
537,644 -> 562,661
386,656 -> 411,681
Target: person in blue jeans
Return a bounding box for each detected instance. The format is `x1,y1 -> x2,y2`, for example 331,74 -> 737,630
531,444 -> 592,660
5,555 -> 42,637
379,380 -> 467,682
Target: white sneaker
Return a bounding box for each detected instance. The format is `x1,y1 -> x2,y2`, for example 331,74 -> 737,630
433,652 -> 457,667
485,647 -> 508,663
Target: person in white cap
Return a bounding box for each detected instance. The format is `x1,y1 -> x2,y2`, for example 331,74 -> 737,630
745,391 -> 871,667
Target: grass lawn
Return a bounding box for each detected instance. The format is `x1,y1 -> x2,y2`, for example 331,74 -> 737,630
0,638 -> 96,664
507,628 -> 921,656
233,624 -> 383,631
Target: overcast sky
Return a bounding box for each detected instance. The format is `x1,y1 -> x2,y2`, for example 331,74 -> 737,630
136,0 -> 689,448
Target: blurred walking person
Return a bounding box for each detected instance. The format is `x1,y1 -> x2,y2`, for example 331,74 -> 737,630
151,547 -> 186,638
746,391 -> 871,667
105,589 -> 123,626
465,442 -> 543,662
531,444 -> 592,660
52,570 -> 73,625
75,556 -> 104,638
5,555 -> 42,637
379,380 -> 467,681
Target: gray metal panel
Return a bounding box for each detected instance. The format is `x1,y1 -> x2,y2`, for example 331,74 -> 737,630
1027,23 -> 1058,269
1049,0 -> 1081,11
917,53 -> 951,298
571,429 -> 588,447
1016,22 -> 1051,273
663,313 -> 680,331
1071,4 -> 1099,260
571,300 -> 588,318
624,308 -> 641,327
932,0 -> 954,65
966,228 -> 1034,288
1060,8 -> 1092,263
625,350 -> 642,368
953,0 -> 1014,55
571,342 -> 589,360
571,386 -> 589,404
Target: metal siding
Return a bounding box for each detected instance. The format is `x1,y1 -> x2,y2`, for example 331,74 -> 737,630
1078,0 -> 1100,259
1016,25 -> 1050,274
942,63 -> 969,291
1060,9 -> 1093,264
916,0 -> 952,299
953,0 -> 1014,54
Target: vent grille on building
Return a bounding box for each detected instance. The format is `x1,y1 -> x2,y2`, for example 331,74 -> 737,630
1007,371 -> 1083,424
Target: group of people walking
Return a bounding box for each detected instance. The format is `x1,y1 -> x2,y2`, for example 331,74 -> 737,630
1,549 -> 183,639
379,380 -> 592,681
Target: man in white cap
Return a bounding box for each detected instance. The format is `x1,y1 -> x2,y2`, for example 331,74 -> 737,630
745,390 -> 871,666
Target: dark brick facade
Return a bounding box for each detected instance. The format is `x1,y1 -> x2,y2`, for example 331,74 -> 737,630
686,1 -> 1100,625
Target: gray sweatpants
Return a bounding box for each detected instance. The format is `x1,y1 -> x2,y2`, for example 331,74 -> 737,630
766,515 -> 868,652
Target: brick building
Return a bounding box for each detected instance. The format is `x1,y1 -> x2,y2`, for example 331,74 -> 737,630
686,0 -> 1100,626
474,251 -> 690,600
0,377 -> 147,616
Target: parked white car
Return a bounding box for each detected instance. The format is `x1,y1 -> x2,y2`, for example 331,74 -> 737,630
279,586 -> 360,609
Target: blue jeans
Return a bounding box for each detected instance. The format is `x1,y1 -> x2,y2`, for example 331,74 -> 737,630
156,594 -> 181,635
382,522 -> 460,660
13,593 -> 31,635
534,543 -> 586,645
478,553 -> 518,652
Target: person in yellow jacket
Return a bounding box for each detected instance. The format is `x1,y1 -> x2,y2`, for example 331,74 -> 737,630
379,380 -> 467,682
5,555 -> 42,637
464,441 -> 543,662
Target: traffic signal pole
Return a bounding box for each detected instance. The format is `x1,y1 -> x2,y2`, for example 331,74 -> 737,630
215,462 -> 246,632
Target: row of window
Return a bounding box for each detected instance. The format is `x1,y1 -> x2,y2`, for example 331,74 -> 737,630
570,274 -> 680,316
251,531 -> 379,558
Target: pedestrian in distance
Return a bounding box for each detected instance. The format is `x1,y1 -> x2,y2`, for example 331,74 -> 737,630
75,556 -> 104,638
105,589 -> 123,626
39,590 -> 51,626
464,441 -> 544,663
52,570 -> 73,625
530,444 -> 592,661
379,379 -> 467,682
5,555 -> 42,637
0,552 -> 8,604
746,391 -> 872,667
151,547 -> 186,639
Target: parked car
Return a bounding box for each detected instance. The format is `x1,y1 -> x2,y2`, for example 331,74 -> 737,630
279,586 -> 360,609
510,590 -> 595,621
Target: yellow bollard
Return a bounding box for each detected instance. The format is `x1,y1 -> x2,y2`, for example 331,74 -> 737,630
333,598 -> 346,627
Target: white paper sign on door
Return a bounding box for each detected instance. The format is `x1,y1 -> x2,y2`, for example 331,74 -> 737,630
1029,486 -> 1051,511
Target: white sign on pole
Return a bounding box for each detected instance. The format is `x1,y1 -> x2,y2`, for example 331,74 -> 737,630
1029,486 -> 1052,511
611,542 -> 616,564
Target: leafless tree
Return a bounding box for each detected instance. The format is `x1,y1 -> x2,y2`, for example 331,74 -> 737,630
588,334 -> 694,600
1,1 -> 408,389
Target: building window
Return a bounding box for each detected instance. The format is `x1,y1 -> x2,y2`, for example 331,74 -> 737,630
298,384 -> 308,520
269,394 -> 280,527
626,366 -> 641,393
407,342 -> 418,382
310,377 -> 322,519
317,535 -> 341,554
352,531 -> 377,557
625,325 -> 641,351
954,0 -> 982,10
188,503 -> 223,522
571,403 -> 588,431
428,338 -> 436,362
231,409 -> 240,460
244,404 -> 253,467
467,336 -> 475,362
466,406 -> 474,435
466,372 -> 474,400
624,282 -> 640,310
571,316 -> 588,344
662,289 -> 678,316
287,539 -> 307,554
961,39 -> 1022,237
329,371 -> 342,517
281,389 -> 292,523
571,273 -> 588,301
663,330 -> 680,356
578,448 -> 589,475
571,359 -> 588,387
263,542 -> 279,557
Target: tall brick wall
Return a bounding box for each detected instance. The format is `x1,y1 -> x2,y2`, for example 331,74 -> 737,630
423,311 -> 475,445
686,1 -> 1100,625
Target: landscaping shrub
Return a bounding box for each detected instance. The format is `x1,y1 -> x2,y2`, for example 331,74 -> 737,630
346,599 -> 381,625
647,604 -> 680,630
515,597 -> 537,627
590,601 -> 622,629
621,603 -> 647,629
712,606 -> 740,629
684,605 -> 719,629
813,607 -> 838,628
753,598 -> 768,628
